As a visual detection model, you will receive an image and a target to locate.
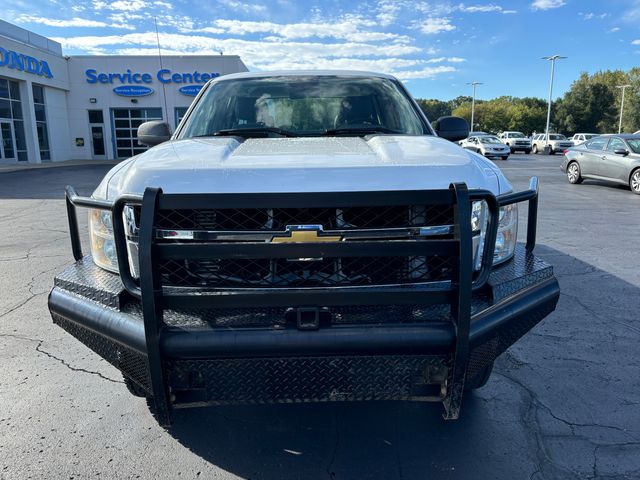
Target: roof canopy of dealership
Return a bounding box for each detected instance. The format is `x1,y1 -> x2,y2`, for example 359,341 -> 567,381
0,19 -> 248,164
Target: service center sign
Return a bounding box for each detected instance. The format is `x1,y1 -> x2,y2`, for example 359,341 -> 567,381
85,68 -> 218,96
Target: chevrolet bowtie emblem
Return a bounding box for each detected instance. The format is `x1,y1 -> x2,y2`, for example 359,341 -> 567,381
270,225 -> 342,243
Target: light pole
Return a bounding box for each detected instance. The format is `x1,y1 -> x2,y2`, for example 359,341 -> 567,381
616,84 -> 632,134
542,55 -> 566,150
466,81 -> 482,131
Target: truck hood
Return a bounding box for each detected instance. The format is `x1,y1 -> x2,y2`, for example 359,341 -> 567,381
100,136 -> 510,199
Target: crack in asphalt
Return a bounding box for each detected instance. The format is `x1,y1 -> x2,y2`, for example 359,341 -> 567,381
0,256 -> 69,318
0,332 -> 123,384
496,369 -> 640,480
495,370 -> 581,479
0,293 -> 42,319
563,292 -> 640,335
325,407 -> 340,479
34,340 -> 124,384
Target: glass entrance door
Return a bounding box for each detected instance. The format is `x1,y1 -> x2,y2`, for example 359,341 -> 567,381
91,126 -> 106,159
0,121 -> 16,161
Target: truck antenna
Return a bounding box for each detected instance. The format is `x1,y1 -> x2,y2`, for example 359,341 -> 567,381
154,17 -> 169,126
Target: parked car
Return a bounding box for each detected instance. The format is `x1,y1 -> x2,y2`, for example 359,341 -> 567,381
531,133 -> 573,154
49,71 -> 559,426
460,134 -> 510,160
569,133 -> 599,146
457,131 -> 487,145
498,131 -> 532,154
562,134 -> 640,194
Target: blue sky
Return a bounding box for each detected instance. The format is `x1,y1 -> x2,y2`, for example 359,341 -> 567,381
3,0 -> 639,100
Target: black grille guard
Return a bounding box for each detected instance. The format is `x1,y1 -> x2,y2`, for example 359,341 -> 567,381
64,177 -> 538,300
61,178 -> 541,424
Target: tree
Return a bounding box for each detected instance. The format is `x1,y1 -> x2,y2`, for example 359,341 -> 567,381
416,99 -> 450,121
416,67 -> 640,135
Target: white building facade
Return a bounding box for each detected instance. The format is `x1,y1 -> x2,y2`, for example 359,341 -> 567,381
0,20 -> 248,164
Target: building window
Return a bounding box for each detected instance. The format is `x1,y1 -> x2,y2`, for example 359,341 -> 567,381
0,77 -> 27,161
111,108 -> 162,159
32,85 -> 50,161
175,107 -> 188,128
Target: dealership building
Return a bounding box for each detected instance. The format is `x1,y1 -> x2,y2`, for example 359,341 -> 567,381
0,19 -> 248,164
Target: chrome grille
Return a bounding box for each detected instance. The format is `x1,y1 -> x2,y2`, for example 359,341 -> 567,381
128,204 -> 461,288
144,205 -> 455,231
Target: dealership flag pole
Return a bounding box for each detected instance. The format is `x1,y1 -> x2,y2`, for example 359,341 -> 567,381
154,17 -> 169,125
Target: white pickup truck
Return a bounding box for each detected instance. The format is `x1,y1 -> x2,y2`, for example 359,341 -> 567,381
49,71 -> 559,426
498,131 -> 532,154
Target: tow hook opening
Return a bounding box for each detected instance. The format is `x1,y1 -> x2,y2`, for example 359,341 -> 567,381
286,307 -> 331,330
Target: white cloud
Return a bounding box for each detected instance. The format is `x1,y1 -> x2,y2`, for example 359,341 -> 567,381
91,0 -> 171,12
425,56 -> 466,63
107,0 -> 146,12
397,65 -> 456,80
218,0 -> 267,14
13,14 -> 132,29
631,39 -> 640,45
458,4 -> 504,13
417,17 -> 456,34
376,0 -> 401,26
207,18 -> 409,42
50,31 -> 456,80
579,12 -> 609,20
54,32 -> 421,58
531,0 -> 566,11
609,27 -> 621,33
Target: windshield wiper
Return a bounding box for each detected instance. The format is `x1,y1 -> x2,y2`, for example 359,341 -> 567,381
210,127 -> 298,138
323,126 -> 402,136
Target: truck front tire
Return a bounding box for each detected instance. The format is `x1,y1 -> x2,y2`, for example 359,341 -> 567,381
465,362 -> 494,390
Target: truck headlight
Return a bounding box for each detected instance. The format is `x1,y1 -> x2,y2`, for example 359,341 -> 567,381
493,203 -> 518,264
89,209 -> 119,273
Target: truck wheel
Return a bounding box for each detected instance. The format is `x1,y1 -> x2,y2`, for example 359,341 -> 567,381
630,169 -> 640,194
525,149 -> 531,154
465,362 -> 494,390
567,161 -> 583,184
532,144 -> 538,154
501,156 -> 509,160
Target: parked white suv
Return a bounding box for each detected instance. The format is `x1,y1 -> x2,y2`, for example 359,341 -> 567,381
531,134 -> 573,155
570,133 -> 598,146
498,131 -> 531,154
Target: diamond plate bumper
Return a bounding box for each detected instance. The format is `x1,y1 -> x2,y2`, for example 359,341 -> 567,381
48,244 -> 558,422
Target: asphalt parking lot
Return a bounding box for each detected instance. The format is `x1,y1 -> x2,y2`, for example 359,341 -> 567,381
1,153 -> 639,480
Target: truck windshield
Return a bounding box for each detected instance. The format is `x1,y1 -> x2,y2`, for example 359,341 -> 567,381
178,75 -> 428,138
509,133 -> 525,138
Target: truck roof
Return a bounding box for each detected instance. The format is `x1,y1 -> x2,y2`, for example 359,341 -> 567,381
214,70 -> 398,82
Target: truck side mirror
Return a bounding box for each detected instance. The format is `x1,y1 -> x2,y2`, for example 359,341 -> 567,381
137,121 -> 172,147
433,116 -> 469,142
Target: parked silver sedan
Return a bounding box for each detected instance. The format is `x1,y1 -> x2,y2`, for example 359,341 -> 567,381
561,134 -> 640,194
460,135 -> 510,160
